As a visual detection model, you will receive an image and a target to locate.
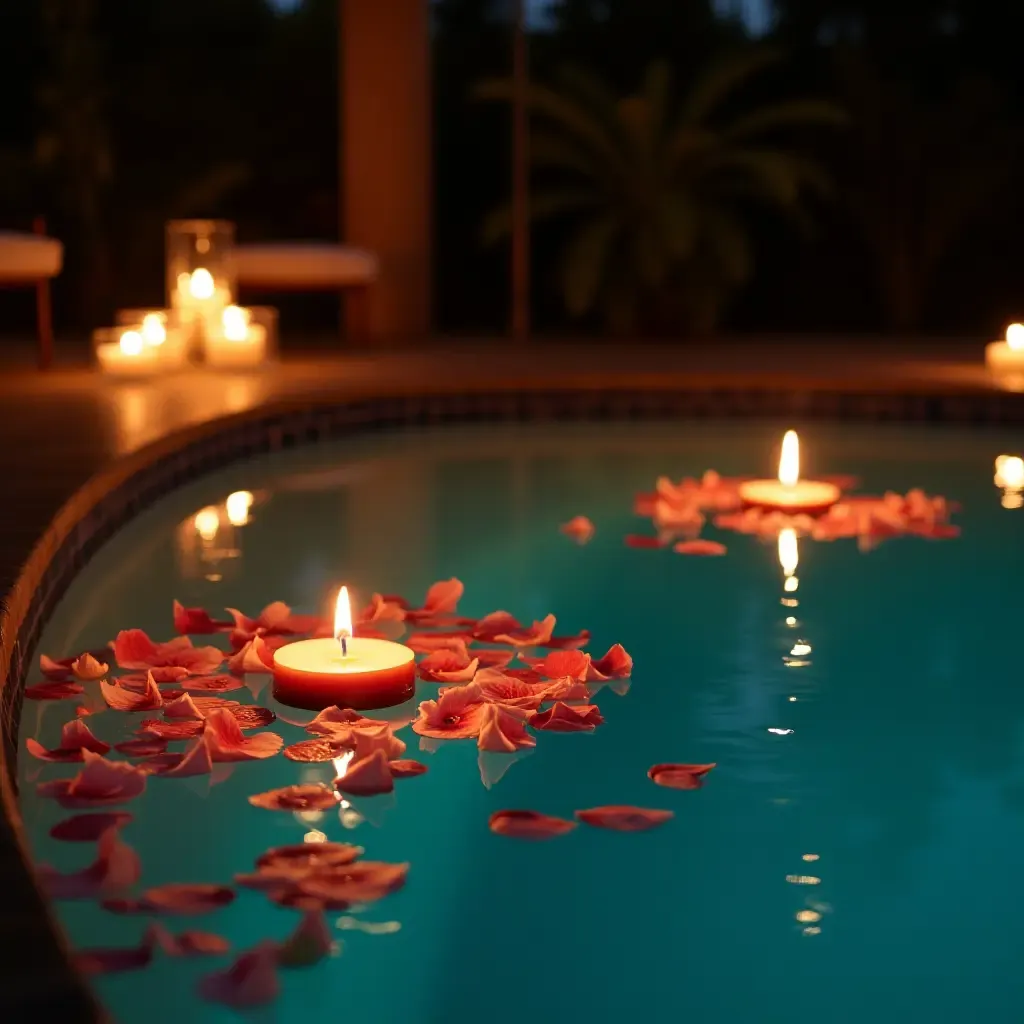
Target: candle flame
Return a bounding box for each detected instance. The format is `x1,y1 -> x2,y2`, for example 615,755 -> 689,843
778,430 -> 800,487
1007,323 -> 1024,351
222,305 -> 250,342
334,586 -> 353,642
778,527 -> 798,577
189,267 -> 215,300
194,506 -> 220,542
141,313 -> 166,346
118,330 -> 143,356
225,490 -> 253,527
995,454 -> 1024,490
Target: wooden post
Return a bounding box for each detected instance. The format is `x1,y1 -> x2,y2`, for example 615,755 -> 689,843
33,216 -> 54,370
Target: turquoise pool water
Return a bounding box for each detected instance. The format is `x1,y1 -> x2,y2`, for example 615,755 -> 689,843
17,420 -> 1024,1024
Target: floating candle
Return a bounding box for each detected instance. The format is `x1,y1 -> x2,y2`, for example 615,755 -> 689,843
272,587 -> 415,711
986,323 -> 1024,386
738,431 -> 840,514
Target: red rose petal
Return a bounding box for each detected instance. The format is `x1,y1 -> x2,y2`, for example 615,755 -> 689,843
305,706 -> 375,736
473,611 -> 521,642
25,720 -> 110,762
648,762 -> 717,790
101,674 -> 163,712
407,578 -> 464,619
417,650 -> 479,683
407,633 -> 470,657
389,759 -> 428,779
38,827 -> 140,899
173,600 -> 232,635
284,738 -> 341,762
543,629 -> 591,650
77,942 -> 153,976
476,672 -> 545,711
180,674 -> 245,693
114,737 -> 170,758
25,680 -> 84,701
248,784 -> 338,812
277,909 -> 334,967
494,614 -> 557,647
530,702 -> 604,732
413,684 -> 488,739
255,842 -> 362,872
140,718 -> 205,740
113,629 -> 224,674
229,705 -> 276,729
36,751 -> 147,808
590,643 -> 633,680
674,539 -> 727,556
575,805 -> 675,832
143,883 -> 235,916
146,921 -> 232,957
489,809 -> 577,839
477,703 -> 536,753
197,943 -> 281,1009
226,635 -> 275,674
625,534 -> 665,548
474,648 -> 515,668
40,654 -> 74,679
294,861 -> 409,907
523,649 -> 591,681
204,708 -> 283,761
334,749 -> 394,796
50,812 -> 132,842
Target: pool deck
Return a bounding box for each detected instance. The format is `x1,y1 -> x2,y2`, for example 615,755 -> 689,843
0,335 -> 1018,1019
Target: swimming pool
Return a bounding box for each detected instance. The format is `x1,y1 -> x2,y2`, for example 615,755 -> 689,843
17,419 -> 1024,1024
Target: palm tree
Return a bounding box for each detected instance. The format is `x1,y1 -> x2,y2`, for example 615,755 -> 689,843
475,50 -> 845,333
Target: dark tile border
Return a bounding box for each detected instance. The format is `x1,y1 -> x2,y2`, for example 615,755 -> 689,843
3,381 -> 1024,1020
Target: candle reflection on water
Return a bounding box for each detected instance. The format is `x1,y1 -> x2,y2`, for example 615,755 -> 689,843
994,455 -> 1024,509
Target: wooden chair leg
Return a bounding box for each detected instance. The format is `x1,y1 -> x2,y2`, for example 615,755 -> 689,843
36,277 -> 54,370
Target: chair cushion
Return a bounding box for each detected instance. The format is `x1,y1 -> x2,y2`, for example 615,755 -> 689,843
0,231 -> 63,280
234,243 -> 378,288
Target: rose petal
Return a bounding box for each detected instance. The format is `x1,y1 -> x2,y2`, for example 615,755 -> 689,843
648,762 -> 717,790
674,539 -> 727,556
477,703 -> 536,753
590,644 -> 633,680
475,672 -> 545,711
543,629 -> 591,651
25,720 -> 110,762
49,812 -> 132,842
305,706 -> 374,736
113,629 -> 223,674
180,674 -> 246,693
625,533 -> 665,549
276,909 -> 334,967
72,653 -> 109,681
522,649 -> 591,681
77,942 -> 153,976
197,943 -> 280,1009
249,784 -> 338,812
143,883 -> 235,916
293,861 -> 408,907
146,921 -> 231,957
284,738 -> 342,763
226,635 -> 275,675
473,611 -> 521,642
255,842 -> 362,872
417,649 -> 478,683
173,600 -> 232,635
560,515 -> 595,544
530,702 -> 604,732
413,683 -> 488,739
575,806 -> 675,832
474,648 -> 515,668
494,614 -> 556,647
389,759 -> 428,779
25,680 -> 84,701
204,708 -> 283,761
114,737 -> 170,758
37,827 -> 140,899
408,578 -> 463,618
101,673 -> 163,712
157,734 -> 216,778
40,653 -> 74,679
406,634 -> 470,657
163,692 -> 206,720
36,750 -> 147,808
229,705 -> 277,729
358,593 -> 407,626
140,718 -> 205,740
335,749 -> 394,796
489,809 -> 576,839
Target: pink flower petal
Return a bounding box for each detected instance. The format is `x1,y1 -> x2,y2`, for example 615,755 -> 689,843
198,942 -> 281,1009
146,922 -> 231,957
408,578 -> 463,619
648,762 -> 717,790
77,942 -> 153,975
335,749 -> 394,797
476,671 -> 545,711
276,909 -> 334,967
114,737 -> 169,757
305,706 -> 374,736
473,611 -> 521,642
533,676 -> 590,702
249,784 -> 338,812
49,812 -> 132,842
139,718 -> 205,740
477,703 -> 536,753
489,809 -> 576,839
625,534 -> 665,549
256,842 -> 362,872
418,650 -> 479,683
36,750 -> 147,808
407,633 -> 470,657
113,629 -> 223,674
204,708 -> 283,761
389,759 -> 428,779
173,600 -> 232,634
144,883 -> 235,915
413,683 -> 488,739
543,629 -> 591,650
576,806 -> 675,831
522,650 -> 591,681
230,705 -> 277,729
163,692 -> 206,720
530,702 -> 604,732
474,648 -> 515,668
118,667 -> 190,688
157,734 -> 216,778
101,673 -> 163,712
560,515 -> 595,544
494,614 -> 556,647
40,653 -> 74,679
673,539 -> 727,556
358,593 -> 407,625
293,862 -> 408,908
284,738 -> 342,763
226,635 -> 275,674
180,674 -> 245,693
25,680 -> 84,701
25,719 -> 110,762
590,644 -> 633,680
37,826 -> 140,899
71,653 -> 109,681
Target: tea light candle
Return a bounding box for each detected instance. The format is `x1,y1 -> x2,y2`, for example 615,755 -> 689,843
738,431 -> 840,514
272,587 -> 415,710
987,323 -> 1024,371
205,305 -> 267,368
95,329 -> 162,376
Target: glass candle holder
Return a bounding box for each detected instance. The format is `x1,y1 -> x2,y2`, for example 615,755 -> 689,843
204,304 -> 279,369
166,220 -> 236,344
113,308 -> 188,368
92,326 -> 163,377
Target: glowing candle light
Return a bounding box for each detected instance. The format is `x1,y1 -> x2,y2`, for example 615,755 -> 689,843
986,324 -> 1024,386
738,431 -> 841,514
224,490 -> 254,527
272,587 -> 416,711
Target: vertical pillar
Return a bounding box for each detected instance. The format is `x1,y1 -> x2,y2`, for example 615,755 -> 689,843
340,0 -> 432,342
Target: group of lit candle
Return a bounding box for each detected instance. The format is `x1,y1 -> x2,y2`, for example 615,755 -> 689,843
986,323 -> 1024,388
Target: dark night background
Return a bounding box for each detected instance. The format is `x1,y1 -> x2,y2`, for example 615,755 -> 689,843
1,0 -> 1022,342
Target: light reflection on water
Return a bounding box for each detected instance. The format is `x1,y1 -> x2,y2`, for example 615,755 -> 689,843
15,421 -> 1024,1024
